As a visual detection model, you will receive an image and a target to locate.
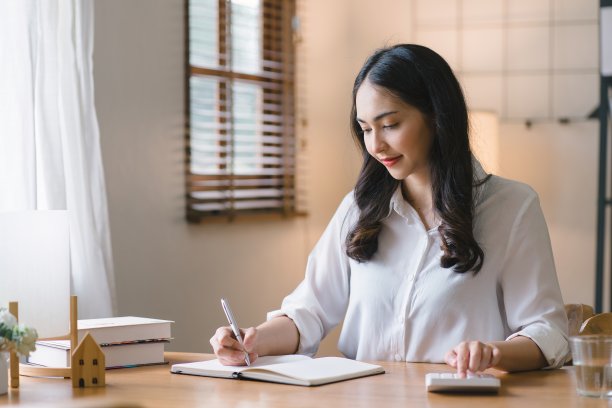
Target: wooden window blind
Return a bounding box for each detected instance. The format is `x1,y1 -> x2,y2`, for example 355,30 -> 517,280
186,0 -> 298,222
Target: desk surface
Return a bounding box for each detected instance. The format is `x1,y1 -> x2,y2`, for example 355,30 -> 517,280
0,352 -> 606,407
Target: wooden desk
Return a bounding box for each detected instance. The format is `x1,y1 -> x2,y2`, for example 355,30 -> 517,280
0,352 -> 606,407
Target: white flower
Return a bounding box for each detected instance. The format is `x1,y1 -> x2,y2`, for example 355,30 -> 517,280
0,308 -> 38,357
15,326 -> 37,357
0,309 -> 17,328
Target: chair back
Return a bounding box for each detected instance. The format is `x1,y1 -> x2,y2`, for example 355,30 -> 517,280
579,313 -> 612,335
565,304 -> 595,336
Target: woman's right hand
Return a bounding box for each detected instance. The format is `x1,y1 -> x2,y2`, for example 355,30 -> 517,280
210,326 -> 259,366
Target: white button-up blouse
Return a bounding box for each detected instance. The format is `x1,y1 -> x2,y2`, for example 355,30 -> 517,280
268,167 -> 570,368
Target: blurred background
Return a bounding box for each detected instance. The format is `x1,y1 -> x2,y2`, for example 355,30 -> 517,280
93,0 -> 602,355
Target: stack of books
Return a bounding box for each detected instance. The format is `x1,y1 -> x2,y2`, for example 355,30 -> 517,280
27,316 -> 173,369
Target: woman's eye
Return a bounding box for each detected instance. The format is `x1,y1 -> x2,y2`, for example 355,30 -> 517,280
362,128 -> 372,134
383,123 -> 398,129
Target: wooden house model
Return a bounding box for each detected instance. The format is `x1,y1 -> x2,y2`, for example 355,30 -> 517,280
71,332 -> 106,388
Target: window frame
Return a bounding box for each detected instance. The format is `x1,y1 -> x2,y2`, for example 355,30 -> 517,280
185,0 -> 298,223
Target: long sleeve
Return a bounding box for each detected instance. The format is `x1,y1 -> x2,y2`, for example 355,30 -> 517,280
267,193 -> 355,356
501,191 -> 570,368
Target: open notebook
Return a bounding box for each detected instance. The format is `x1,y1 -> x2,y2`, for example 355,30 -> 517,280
170,355 -> 384,386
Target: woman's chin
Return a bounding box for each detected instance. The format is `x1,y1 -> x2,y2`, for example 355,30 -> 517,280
385,169 -> 408,180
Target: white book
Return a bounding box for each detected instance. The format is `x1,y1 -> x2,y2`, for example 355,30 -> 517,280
28,340 -> 167,369
170,355 -> 385,386
77,316 -> 173,344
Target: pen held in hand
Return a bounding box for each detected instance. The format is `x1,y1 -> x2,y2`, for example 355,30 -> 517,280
221,297 -> 251,366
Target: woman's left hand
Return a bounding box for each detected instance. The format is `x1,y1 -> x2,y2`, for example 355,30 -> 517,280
444,341 -> 501,377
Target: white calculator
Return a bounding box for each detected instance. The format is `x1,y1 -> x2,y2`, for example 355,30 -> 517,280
425,372 -> 500,393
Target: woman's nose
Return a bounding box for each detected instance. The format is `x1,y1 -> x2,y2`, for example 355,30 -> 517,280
370,130 -> 387,153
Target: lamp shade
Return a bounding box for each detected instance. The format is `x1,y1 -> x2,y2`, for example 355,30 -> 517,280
469,110 -> 500,175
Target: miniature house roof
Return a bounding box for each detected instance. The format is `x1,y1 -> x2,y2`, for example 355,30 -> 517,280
74,333 -> 103,356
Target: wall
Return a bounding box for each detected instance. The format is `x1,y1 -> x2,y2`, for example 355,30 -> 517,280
499,121 -> 598,305
413,0 -> 600,121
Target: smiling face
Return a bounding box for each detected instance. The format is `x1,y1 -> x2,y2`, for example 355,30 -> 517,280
355,79 -> 433,182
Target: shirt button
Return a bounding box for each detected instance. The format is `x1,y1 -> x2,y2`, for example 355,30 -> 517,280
394,354 -> 402,362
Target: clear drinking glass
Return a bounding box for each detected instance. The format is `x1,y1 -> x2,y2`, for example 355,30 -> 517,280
570,335 -> 612,398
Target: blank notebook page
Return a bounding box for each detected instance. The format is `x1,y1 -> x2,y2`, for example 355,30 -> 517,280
252,357 -> 380,381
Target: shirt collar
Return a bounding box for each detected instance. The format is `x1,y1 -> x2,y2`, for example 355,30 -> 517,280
472,158 -> 490,207
472,157 -> 488,183
388,185 -> 413,221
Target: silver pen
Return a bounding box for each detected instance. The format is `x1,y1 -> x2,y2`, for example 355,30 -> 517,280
220,297 -> 251,366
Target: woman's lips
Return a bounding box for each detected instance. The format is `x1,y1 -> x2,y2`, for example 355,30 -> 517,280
379,156 -> 401,167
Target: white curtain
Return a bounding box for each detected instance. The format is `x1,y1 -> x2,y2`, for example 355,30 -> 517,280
0,0 -> 116,318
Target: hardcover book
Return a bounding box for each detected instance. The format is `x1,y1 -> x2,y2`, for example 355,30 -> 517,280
28,339 -> 168,369
77,316 -> 173,344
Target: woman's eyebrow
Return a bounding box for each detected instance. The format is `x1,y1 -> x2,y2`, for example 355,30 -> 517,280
356,111 -> 398,123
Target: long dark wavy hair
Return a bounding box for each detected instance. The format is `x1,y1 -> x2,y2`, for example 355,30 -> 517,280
345,44 -> 487,274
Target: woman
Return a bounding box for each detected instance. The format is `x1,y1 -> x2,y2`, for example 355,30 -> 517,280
210,44 -> 569,376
